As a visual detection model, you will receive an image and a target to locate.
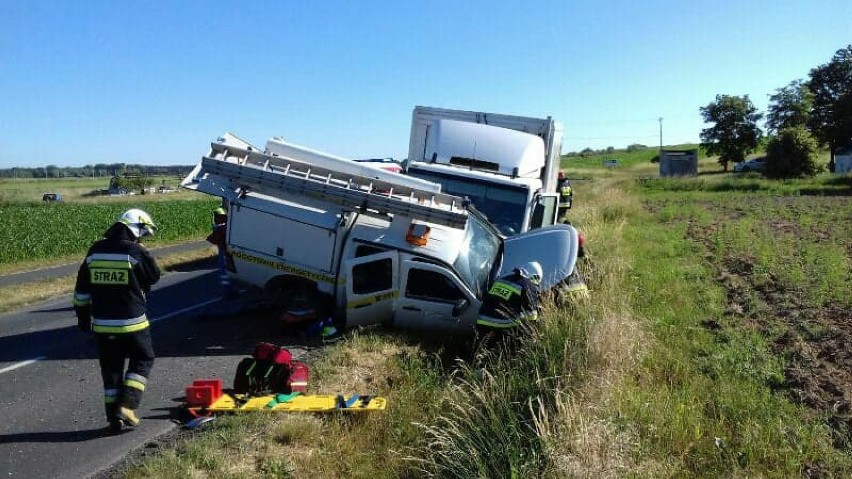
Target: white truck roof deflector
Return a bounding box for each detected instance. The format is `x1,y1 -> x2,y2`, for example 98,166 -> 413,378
424,119 -> 546,178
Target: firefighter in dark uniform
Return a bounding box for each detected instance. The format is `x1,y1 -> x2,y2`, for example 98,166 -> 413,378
476,261 -> 543,336
73,208 -> 160,433
556,171 -> 573,221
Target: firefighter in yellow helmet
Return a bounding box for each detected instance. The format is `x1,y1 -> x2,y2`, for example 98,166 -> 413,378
556,171 -> 573,220
73,209 -> 160,433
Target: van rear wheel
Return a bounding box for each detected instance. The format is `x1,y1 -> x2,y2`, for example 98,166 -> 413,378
267,282 -> 323,324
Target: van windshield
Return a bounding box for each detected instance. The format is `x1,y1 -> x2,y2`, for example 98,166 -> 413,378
452,211 -> 502,297
406,168 -> 528,236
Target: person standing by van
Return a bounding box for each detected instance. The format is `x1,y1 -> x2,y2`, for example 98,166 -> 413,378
73,209 -> 160,433
207,205 -> 236,299
556,171 -> 573,220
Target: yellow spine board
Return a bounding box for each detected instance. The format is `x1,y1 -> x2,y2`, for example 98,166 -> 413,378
190,393 -> 387,413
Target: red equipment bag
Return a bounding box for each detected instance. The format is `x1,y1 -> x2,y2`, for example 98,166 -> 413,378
287,361 -> 310,393
253,342 -> 292,367
233,343 -> 298,395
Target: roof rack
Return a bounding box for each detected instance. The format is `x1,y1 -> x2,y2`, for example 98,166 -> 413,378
185,134 -> 469,228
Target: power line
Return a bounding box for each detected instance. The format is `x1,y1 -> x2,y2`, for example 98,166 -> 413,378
565,135 -> 659,140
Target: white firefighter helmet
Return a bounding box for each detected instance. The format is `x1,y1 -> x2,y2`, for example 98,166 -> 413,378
118,208 -> 157,238
517,261 -> 543,285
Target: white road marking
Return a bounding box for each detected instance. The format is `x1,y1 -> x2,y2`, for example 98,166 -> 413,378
0,298 -> 222,375
0,356 -> 47,374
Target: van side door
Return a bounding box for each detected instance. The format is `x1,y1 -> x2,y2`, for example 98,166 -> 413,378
395,260 -> 477,334
343,251 -> 398,327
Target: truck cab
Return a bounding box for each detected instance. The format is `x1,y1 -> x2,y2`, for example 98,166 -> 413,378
405,107 -> 564,237
404,163 -> 556,237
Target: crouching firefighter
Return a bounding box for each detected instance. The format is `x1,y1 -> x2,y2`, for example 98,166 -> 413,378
476,261 -> 543,338
73,209 -> 161,433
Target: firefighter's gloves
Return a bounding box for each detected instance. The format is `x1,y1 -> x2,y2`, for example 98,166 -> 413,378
77,316 -> 92,332
75,306 -> 92,332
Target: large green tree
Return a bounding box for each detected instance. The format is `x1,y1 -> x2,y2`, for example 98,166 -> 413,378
766,80 -> 813,134
699,94 -> 763,171
763,126 -> 821,178
807,44 -> 852,171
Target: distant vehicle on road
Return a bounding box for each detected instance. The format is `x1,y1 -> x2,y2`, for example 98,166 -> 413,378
42,193 -> 62,202
733,157 -> 766,173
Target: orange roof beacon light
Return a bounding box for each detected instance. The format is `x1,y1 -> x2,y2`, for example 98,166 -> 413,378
406,224 -> 431,246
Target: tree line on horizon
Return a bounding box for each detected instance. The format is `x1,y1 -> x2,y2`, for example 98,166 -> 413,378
564,143 -> 653,158
700,44 -> 852,177
0,163 -> 193,179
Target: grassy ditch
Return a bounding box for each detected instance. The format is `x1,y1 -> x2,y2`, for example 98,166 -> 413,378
114,168 -> 852,477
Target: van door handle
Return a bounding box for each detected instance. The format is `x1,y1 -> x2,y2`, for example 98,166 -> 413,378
402,306 -> 421,312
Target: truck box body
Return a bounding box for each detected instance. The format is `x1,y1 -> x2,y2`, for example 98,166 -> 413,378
182,133 -> 581,335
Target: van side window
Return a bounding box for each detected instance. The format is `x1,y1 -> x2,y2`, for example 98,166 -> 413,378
405,269 -> 463,302
352,258 -> 392,294
355,245 -> 386,258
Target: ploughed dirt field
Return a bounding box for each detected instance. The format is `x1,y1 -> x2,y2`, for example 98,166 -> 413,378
683,195 -> 852,450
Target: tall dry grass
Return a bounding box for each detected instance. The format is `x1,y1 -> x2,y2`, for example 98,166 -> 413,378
410,177 -> 654,478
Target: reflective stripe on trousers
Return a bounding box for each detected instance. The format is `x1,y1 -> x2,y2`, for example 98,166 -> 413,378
476,315 -> 520,329
92,315 -> 149,334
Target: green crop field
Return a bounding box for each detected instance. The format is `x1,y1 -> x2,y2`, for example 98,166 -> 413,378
0,197 -> 217,270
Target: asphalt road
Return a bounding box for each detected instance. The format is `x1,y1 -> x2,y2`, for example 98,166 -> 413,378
0,260 -> 316,478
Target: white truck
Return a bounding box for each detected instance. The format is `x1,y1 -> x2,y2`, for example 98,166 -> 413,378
181,133 -> 583,334
405,106 -> 564,237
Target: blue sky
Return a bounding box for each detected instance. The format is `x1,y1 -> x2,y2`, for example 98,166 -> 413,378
1,1 -> 849,168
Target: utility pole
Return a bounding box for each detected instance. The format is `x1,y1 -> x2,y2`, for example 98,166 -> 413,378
658,117 -> 663,152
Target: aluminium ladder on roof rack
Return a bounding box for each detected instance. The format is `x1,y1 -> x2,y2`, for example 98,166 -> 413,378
190,137 -> 470,229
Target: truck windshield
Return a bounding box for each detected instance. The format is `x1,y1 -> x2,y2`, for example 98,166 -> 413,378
406,168 -> 528,236
452,211 -> 502,297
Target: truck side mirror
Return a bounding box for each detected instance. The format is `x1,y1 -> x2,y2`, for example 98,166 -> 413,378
452,298 -> 470,317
